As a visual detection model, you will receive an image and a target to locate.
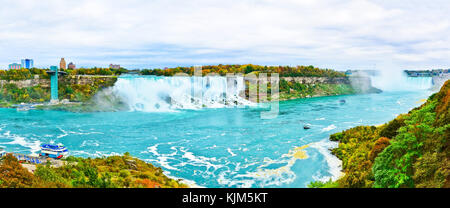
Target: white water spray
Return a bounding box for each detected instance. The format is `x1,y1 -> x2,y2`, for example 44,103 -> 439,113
112,75 -> 252,112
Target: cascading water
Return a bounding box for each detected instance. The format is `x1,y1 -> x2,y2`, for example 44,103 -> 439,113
370,70 -> 433,91
404,77 -> 434,90
112,75 -> 252,112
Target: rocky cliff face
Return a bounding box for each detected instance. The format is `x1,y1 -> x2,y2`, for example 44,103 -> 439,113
0,76 -> 50,88
0,75 -> 118,105
281,77 -> 350,84
63,75 -> 117,86
244,76 -> 380,101
245,76 -> 351,85
0,75 -> 117,89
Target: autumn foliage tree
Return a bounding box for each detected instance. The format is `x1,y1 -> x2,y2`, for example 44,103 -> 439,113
135,179 -> 161,188
0,154 -> 35,188
369,137 -> 390,161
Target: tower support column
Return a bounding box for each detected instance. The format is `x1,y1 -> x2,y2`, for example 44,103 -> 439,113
50,66 -> 58,103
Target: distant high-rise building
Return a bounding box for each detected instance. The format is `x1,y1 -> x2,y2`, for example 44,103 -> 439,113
109,64 -> 120,69
60,58 -> 67,70
8,63 -> 21,70
21,59 -> 34,69
68,62 -> 76,69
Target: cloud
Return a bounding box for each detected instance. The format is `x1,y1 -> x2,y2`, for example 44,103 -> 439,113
0,0 -> 449,70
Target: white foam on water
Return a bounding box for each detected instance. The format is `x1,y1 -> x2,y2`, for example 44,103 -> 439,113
57,127 -> 104,139
57,127 -> 69,139
227,148 -> 236,157
179,147 -> 223,173
144,144 -> 180,171
205,144 -> 217,149
80,140 -> 100,147
310,139 -> 342,182
71,150 -> 121,158
217,170 -> 256,188
98,151 -> 121,157
232,158 -> 297,187
1,131 -> 41,154
219,144 -> 313,188
322,124 -> 336,132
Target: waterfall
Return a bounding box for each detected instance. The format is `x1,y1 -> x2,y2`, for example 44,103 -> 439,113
405,77 -> 433,90
112,75 -> 252,112
370,70 -> 433,91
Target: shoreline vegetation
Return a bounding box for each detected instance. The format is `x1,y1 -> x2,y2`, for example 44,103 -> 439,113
310,80 -> 450,188
0,64 -> 380,111
0,153 -> 187,188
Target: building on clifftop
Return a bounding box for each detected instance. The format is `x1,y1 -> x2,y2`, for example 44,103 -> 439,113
109,64 -> 120,69
68,62 -> 76,69
8,63 -> 21,70
21,59 -> 33,69
60,58 -> 67,70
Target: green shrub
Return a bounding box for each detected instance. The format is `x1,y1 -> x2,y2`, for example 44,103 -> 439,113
308,180 -> 340,188
379,117 -> 405,139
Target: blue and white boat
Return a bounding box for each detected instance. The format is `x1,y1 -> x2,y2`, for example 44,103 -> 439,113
39,144 -> 69,159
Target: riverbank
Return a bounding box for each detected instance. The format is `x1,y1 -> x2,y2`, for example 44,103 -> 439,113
310,80 -> 449,188
248,75 -> 381,101
0,153 -> 188,188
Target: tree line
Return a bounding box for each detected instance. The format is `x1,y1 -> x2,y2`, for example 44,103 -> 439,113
0,67 -> 127,81
140,64 -> 346,77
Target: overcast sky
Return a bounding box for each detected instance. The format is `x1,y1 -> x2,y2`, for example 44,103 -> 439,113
1,0 -> 449,70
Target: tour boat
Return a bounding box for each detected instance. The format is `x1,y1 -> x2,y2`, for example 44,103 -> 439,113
39,144 -> 69,159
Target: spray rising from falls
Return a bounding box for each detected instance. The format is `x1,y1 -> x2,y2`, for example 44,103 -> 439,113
111,76 -> 253,112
